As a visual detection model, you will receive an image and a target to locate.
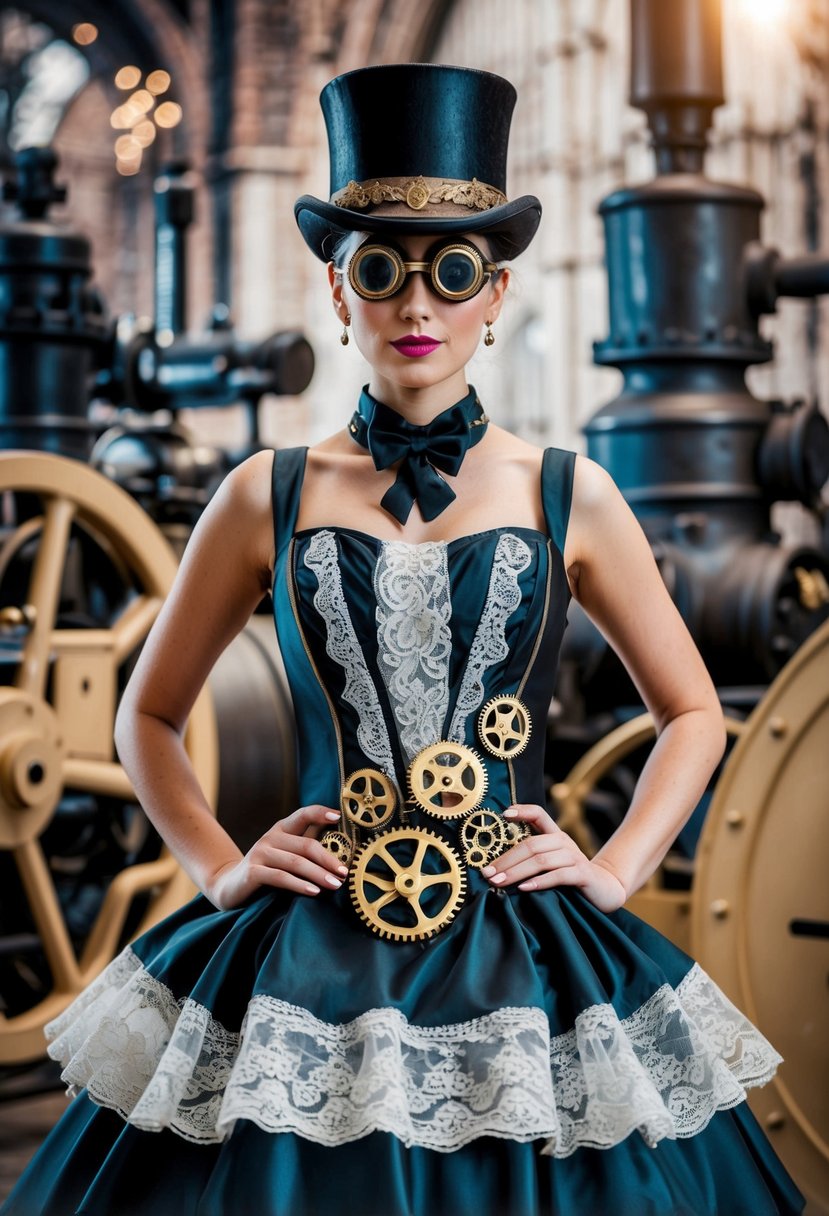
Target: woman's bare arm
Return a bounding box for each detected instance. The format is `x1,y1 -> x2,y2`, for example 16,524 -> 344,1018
112,447 -> 348,916
565,454 -> 727,897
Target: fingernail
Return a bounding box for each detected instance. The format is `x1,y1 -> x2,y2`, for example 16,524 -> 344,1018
336,865 -> 348,876
504,808 -> 517,817
324,875 -> 342,888
305,884 -> 320,894
325,811 -> 340,820
490,873 -> 506,884
482,865 -> 495,877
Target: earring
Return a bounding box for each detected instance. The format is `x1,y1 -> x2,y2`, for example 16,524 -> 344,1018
341,313 -> 351,346
484,321 -> 495,347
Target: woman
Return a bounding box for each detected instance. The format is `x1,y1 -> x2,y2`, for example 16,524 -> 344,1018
2,63 -> 804,1216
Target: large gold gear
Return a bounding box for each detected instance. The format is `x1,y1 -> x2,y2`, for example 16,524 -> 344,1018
478,695 -> 532,759
320,830 -> 353,868
460,808 -> 508,868
407,740 -> 487,819
348,826 -> 466,940
340,767 -> 397,830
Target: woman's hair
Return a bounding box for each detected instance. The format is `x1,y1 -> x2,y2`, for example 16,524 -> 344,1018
330,229 -> 370,270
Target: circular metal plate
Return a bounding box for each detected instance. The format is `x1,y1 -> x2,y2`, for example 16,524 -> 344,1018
692,617 -> 829,1212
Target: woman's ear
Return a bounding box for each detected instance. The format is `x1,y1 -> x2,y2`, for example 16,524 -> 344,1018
328,261 -> 349,322
486,266 -> 511,324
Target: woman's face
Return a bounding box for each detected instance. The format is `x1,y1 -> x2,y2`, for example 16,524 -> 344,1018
329,231 -> 510,410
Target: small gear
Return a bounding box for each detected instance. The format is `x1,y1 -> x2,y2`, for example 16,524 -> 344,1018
320,830 -> 353,868
478,695 -> 532,759
341,768 -> 397,830
503,817 -> 531,845
408,741 -> 488,819
349,826 -> 466,941
460,808 -> 508,868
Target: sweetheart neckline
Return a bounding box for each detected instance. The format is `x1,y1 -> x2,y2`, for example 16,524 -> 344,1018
290,523 -> 549,549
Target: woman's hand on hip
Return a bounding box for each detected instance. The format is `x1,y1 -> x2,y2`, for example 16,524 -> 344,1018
481,804 -> 627,913
209,805 -> 348,910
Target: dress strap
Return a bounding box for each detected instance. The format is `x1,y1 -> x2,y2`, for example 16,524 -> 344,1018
271,445 -> 309,555
541,446 -> 576,556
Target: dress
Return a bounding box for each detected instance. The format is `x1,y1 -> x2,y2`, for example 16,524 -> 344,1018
1,445 -> 804,1216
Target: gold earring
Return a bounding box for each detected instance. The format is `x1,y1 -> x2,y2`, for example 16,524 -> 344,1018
484,321 -> 495,347
341,313 -> 351,346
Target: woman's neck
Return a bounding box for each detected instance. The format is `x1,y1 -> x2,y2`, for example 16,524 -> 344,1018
366,371 -> 471,426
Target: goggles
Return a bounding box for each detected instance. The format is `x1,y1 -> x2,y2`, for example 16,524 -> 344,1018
347,238 -> 498,302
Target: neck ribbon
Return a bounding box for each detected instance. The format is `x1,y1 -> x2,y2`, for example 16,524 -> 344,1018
348,385 -> 488,524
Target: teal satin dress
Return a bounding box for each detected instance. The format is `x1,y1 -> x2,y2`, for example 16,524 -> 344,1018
1,445 -> 804,1215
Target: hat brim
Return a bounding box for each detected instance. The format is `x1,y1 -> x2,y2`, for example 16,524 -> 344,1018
294,194 -> 542,262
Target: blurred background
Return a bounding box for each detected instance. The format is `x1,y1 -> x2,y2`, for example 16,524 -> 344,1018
0,0 -> 826,1210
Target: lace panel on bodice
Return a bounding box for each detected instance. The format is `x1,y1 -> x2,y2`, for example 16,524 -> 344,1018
373,540 -> 452,764
447,532 -> 533,742
303,531 -> 397,778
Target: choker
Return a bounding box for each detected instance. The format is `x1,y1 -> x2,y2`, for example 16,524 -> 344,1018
347,386 -> 489,524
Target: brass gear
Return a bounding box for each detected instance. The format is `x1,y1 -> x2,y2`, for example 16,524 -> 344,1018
503,818 -> 531,846
341,768 -> 397,830
407,741 -> 487,819
349,826 -> 466,941
478,695 -> 532,759
460,808 -> 508,868
320,830 -> 353,868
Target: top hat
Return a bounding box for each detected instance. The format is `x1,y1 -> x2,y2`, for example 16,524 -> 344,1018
294,63 -> 542,263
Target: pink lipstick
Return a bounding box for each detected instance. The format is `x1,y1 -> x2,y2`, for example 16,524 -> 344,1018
390,334 -> 442,357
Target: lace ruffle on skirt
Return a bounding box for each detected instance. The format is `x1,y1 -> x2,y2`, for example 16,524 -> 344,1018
43,949 -> 781,1156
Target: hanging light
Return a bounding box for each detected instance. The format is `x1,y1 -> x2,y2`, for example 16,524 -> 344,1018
146,70 -> 171,95
72,23 -> 98,46
154,101 -> 182,129
132,119 -> 156,147
115,66 -> 142,90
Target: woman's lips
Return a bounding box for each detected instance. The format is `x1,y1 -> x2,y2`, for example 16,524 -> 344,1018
390,335 -> 442,357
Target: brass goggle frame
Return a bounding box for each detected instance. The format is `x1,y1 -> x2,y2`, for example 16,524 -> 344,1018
347,240 -> 498,302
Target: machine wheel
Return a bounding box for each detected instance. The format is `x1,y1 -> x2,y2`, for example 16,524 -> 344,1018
0,452 -> 218,1063
551,711 -> 744,951
692,617 -> 829,1213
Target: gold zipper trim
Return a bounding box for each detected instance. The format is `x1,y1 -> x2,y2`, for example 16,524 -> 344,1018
507,538 -> 553,805
285,536 -> 350,842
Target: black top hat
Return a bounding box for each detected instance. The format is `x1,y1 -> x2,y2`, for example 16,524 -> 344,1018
294,63 -> 542,262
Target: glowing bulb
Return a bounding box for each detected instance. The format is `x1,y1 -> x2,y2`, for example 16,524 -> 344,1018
127,89 -> 154,114
132,119 -> 156,147
154,101 -> 182,129
146,70 -> 171,95
72,23 -> 98,46
116,158 -> 142,177
115,135 -> 141,159
110,106 -> 132,129
115,66 -> 142,90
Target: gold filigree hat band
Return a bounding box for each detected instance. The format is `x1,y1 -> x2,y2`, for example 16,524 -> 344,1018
332,175 -> 509,217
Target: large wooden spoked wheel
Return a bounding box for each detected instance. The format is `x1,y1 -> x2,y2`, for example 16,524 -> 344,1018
0,452 -> 218,1063
692,618 -> 829,1213
551,711 -> 745,951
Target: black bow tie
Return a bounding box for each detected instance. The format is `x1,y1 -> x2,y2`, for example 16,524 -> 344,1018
348,386 -> 488,524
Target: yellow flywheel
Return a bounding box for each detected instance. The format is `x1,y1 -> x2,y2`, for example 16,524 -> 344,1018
340,767 -> 397,830
0,452 -> 218,1063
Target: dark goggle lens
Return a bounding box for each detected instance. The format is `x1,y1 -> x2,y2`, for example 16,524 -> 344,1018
349,248 -> 401,298
433,248 -> 483,298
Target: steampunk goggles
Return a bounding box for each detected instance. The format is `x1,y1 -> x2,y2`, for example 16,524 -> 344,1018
347,238 -> 498,302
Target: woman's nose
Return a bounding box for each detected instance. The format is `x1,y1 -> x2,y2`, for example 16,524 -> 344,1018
398,270 -> 433,319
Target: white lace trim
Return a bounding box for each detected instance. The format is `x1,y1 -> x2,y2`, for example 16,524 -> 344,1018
304,530 -> 396,779
44,951 -> 781,1154
448,532 -> 533,743
374,540 -> 452,764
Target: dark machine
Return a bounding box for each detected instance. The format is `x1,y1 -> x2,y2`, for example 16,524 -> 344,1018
574,0 -> 829,711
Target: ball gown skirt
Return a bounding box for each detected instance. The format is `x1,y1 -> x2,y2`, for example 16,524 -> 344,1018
0,445 -> 805,1216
